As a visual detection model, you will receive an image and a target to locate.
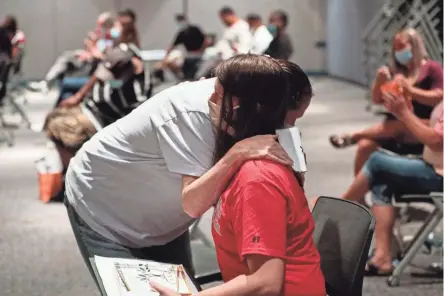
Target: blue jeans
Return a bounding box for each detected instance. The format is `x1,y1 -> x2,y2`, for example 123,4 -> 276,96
55,76 -> 89,107
362,151 -> 443,205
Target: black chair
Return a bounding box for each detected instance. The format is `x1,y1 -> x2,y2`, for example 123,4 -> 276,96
312,196 -> 375,296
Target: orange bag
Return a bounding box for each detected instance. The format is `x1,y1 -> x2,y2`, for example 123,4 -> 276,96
38,172 -> 63,203
35,146 -> 64,203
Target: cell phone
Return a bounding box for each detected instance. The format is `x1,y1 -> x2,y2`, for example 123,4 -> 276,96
380,80 -> 401,96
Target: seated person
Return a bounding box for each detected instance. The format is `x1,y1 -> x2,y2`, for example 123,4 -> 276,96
1,15 -> 26,69
0,22 -> 13,105
44,40 -> 144,169
264,10 -> 293,60
196,6 -> 252,78
55,12 -> 142,107
341,91 -> 443,275
154,14 -> 206,81
329,28 -> 443,177
246,13 -> 273,55
29,12 -> 116,93
151,61 -> 326,296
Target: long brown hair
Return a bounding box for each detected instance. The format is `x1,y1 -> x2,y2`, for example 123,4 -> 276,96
390,28 -> 429,83
212,54 -> 288,164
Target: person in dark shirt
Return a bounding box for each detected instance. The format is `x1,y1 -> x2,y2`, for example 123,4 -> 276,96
265,10 -> 294,60
154,14 -> 206,81
0,25 -> 13,105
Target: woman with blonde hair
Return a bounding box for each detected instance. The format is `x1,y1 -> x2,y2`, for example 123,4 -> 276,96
329,28 -> 443,186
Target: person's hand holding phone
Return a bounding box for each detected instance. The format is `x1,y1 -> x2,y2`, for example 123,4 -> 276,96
382,91 -> 413,119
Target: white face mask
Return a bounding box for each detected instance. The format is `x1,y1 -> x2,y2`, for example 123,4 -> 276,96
208,100 -> 239,135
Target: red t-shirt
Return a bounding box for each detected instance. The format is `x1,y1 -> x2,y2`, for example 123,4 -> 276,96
212,160 -> 326,296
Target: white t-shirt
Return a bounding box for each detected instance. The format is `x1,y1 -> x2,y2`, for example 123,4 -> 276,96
250,25 -> 273,55
215,19 -> 252,59
65,78 -> 217,247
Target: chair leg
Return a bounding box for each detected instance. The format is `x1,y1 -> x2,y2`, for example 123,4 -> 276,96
388,208 -> 443,287
8,94 -> 31,128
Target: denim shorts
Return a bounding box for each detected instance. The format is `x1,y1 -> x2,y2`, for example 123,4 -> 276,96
362,151 -> 443,206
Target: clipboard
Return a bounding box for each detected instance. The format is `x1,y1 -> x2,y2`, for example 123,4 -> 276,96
89,257 -> 202,295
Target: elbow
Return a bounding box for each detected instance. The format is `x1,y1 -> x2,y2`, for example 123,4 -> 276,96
249,276 -> 283,296
427,136 -> 443,152
182,196 -> 202,219
256,282 -> 283,296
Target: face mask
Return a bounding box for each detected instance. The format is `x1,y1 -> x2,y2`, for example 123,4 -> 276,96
208,100 -> 239,135
395,48 -> 413,65
110,27 -> 121,39
267,24 -> 278,37
177,22 -> 186,30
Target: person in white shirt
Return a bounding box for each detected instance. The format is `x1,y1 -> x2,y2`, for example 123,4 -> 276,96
216,6 -> 252,59
63,54 -> 295,290
197,7 -> 252,78
246,13 -> 273,55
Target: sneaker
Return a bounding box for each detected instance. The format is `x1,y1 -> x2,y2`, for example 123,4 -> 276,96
28,81 -> 49,93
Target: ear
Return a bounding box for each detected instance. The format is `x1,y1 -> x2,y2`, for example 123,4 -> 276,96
232,97 -> 240,108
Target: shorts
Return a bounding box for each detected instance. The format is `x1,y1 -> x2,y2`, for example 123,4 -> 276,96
44,106 -> 97,152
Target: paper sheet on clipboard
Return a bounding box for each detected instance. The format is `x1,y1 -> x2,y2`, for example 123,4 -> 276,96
94,256 -> 197,296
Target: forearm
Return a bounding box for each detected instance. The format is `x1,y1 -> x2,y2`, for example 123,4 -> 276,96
372,81 -> 384,104
182,150 -> 244,218
75,75 -> 97,101
399,110 -> 442,150
409,87 -> 442,106
194,275 -> 261,296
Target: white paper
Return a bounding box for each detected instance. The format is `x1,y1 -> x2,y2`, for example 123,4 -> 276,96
94,256 -> 196,296
276,126 -> 307,172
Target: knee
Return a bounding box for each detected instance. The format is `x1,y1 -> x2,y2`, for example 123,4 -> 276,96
363,151 -> 384,173
357,139 -> 378,154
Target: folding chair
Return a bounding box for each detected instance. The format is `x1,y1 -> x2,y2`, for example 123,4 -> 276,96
0,59 -> 15,147
387,192 -> 443,287
312,196 -> 375,296
4,51 -> 32,129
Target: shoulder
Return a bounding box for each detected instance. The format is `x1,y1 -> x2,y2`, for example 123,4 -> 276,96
425,60 -> 443,73
235,159 -> 296,187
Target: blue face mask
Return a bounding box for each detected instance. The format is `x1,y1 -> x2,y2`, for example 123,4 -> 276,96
97,39 -> 107,52
110,27 -> 121,39
395,48 -> 413,65
177,22 -> 186,30
267,24 -> 278,37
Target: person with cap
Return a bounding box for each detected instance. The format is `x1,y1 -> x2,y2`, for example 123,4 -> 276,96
43,20 -> 145,170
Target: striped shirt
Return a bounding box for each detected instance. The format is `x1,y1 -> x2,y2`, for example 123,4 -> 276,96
84,43 -> 145,127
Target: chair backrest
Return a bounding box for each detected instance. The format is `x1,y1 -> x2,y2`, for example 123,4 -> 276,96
312,196 -> 375,296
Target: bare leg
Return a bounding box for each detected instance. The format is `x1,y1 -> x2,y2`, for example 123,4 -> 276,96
350,120 -> 405,143
370,205 -> 395,271
354,139 -> 379,175
342,170 -> 370,203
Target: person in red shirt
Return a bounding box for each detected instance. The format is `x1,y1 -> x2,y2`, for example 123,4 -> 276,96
152,59 -> 325,295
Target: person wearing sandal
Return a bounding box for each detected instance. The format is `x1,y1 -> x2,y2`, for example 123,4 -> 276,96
329,28 -> 443,177
341,90 -> 443,276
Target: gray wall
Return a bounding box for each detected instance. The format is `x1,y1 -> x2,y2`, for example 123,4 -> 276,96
1,0 -> 327,79
326,0 -> 386,84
